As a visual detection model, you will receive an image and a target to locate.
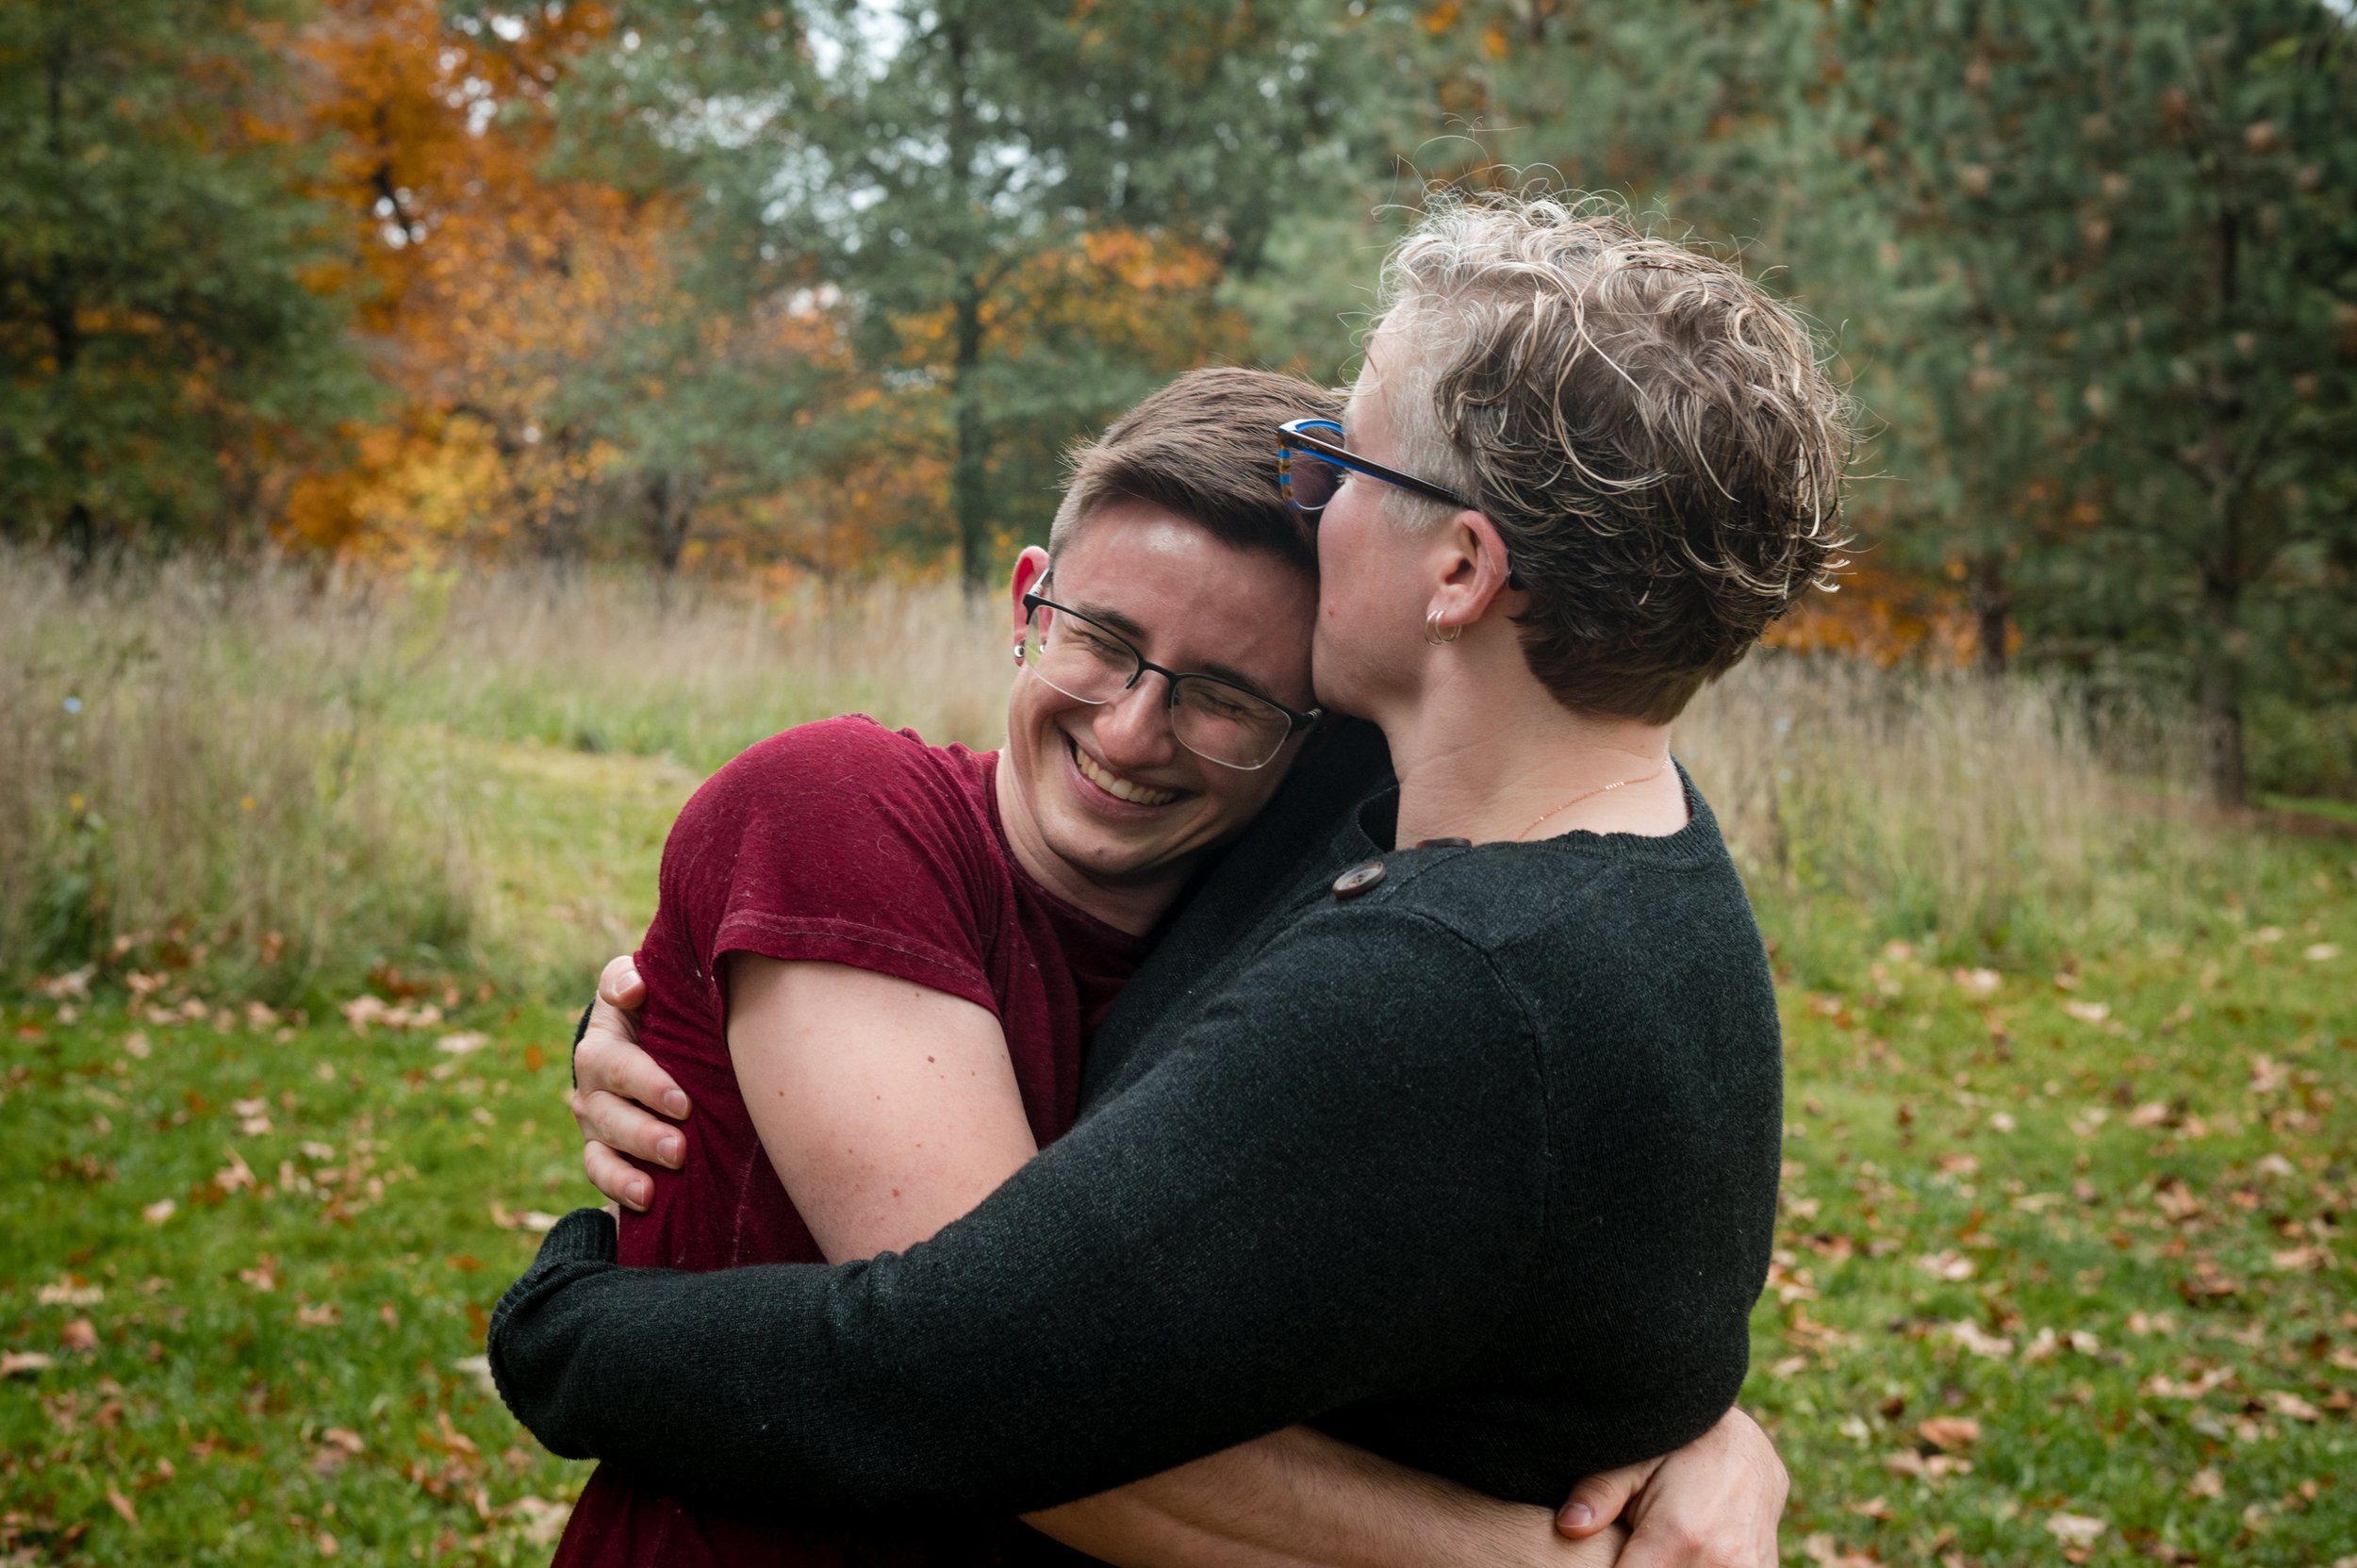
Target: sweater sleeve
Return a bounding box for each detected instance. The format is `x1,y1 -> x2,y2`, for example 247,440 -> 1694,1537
488,906 -> 1547,1515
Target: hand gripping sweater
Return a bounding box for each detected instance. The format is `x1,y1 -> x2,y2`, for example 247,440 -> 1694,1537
490,726 -> 1783,1516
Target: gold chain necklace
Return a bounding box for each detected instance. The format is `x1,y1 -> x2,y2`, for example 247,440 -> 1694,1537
1514,757 -> 1672,841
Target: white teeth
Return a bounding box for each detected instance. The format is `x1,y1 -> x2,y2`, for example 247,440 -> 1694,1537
1073,744 -> 1178,806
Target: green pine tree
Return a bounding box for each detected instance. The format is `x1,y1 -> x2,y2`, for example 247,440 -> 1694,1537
0,0 -> 375,561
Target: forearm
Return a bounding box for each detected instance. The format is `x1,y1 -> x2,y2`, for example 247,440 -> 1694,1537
1025,1427 -> 1607,1568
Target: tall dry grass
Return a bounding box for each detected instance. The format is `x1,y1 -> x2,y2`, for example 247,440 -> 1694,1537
0,559 -> 472,1003
2,550 -> 2228,1002
1679,655 -> 2206,967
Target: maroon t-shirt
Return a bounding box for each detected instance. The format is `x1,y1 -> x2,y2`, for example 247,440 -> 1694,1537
552,716 -> 1149,1568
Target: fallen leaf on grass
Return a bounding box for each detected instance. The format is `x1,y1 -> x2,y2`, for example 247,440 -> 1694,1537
2266,1391 -> 2321,1423
1917,1249 -> 1976,1282
122,1032 -> 150,1060
60,1318 -> 97,1352
1,1351 -> 55,1377
1945,1320 -> 2014,1359
2023,1327 -> 2102,1362
452,1355 -> 497,1394
37,1279 -> 103,1307
509,1495 -> 571,1547
238,1259 -> 277,1293
2063,999 -> 2111,1025
214,1146 -> 255,1194
106,1485 -> 137,1527
1800,1534 -> 1878,1568
141,1198 -> 175,1226
2045,1512 -> 2107,1547
1917,1416 -> 1981,1449
312,1427 -> 365,1476
2187,1468 -> 2223,1499
2304,943 -> 2338,963
2175,1265 -> 2242,1304
1845,1495 -> 1893,1521
437,1031 -> 489,1056
295,1302 -> 341,1328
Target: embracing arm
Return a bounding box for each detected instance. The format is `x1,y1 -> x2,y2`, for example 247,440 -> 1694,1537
554,954 -> 1788,1568
494,911 -> 1546,1514
720,955 -> 1608,1568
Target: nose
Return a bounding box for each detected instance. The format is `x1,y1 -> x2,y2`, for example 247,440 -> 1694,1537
1088,675 -> 1182,773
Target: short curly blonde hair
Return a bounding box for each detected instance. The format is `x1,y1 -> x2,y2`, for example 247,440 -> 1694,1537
1374,191 -> 1851,722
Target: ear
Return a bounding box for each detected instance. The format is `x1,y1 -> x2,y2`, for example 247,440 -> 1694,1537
1009,547 -> 1051,643
1425,509 -> 1522,637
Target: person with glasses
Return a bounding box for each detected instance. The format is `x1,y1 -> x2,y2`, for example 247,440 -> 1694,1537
520,363 -> 1787,1568
501,192 -> 1843,1568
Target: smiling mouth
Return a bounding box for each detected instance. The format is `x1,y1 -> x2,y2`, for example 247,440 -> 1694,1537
1067,735 -> 1183,807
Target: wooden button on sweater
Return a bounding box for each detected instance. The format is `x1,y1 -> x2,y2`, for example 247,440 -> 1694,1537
1331,860 -> 1387,899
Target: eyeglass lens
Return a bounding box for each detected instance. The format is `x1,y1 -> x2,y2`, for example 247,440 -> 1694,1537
1281,444 -> 1343,513
1023,608 -> 1293,769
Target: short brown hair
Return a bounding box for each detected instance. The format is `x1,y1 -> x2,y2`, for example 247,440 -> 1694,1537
1049,367 -> 1340,577
1377,191 -> 1852,722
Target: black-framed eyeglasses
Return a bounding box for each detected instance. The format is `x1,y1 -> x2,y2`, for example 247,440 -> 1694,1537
1276,417 -> 1476,518
1019,589 -> 1323,772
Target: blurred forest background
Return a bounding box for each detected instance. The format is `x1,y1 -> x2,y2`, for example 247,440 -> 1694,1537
6,0 -> 2353,804
7,8 -> 2357,1563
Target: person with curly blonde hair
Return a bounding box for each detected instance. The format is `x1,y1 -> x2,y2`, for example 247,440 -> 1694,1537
497,190 -> 1849,1568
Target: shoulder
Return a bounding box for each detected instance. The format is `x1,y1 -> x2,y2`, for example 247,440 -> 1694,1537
1215,899 -> 1537,1087
682,717 -> 982,830
661,715 -> 999,888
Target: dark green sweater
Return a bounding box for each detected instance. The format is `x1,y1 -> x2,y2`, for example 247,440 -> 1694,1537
488,724 -> 1782,1513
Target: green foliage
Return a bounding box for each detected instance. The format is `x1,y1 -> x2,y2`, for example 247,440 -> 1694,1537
1832,1 -> 2357,800
551,0 -> 1353,586
0,0 -> 376,559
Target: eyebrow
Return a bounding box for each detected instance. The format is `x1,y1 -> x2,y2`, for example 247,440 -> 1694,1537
1061,598 -> 1282,703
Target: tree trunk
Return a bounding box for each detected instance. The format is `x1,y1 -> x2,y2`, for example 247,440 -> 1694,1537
950,272 -> 989,596
44,29 -> 97,574
1971,549 -> 2010,677
2196,518 -> 2249,810
645,470 -> 698,575
942,15 -> 991,596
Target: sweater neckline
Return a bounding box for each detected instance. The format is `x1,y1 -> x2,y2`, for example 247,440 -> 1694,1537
1349,760 -> 1722,870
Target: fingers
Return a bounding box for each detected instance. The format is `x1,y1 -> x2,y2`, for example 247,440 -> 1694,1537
574,1016 -> 689,1118
1607,1512 -> 1720,1568
598,953 -> 647,1010
1558,1458 -> 1659,1538
585,1140 -> 652,1212
570,1086 -> 686,1168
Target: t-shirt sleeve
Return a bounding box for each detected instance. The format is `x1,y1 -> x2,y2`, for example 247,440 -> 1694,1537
665,718 -> 1001,1020
488,905 -> 1550,1514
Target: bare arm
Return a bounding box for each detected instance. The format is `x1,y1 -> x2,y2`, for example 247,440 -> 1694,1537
1030,1426 -> 1624,1568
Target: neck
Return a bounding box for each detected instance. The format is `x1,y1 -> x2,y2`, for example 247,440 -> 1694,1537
992,759 -> 1191,936
1374,630 -> 1681,847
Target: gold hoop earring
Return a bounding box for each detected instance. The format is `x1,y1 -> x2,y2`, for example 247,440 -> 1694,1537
1424,608 -> 1462,647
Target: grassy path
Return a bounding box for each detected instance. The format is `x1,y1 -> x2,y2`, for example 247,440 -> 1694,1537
4,739 -> 2353,1564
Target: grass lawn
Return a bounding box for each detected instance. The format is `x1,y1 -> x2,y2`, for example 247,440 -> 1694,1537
4,739 -> 2354,1565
